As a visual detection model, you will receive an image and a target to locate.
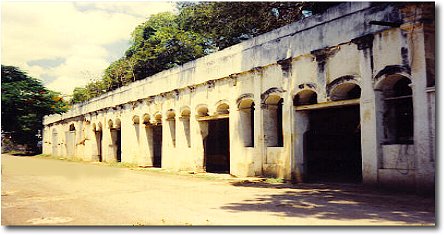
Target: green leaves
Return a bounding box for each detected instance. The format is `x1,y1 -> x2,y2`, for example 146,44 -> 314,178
71,2 -> 340,104
1,65 -> 69,150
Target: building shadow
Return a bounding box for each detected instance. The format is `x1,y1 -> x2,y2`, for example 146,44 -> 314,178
220,181 -> 435,224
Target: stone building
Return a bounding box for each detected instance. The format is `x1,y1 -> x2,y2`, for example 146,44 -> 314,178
43,2 -> 435,193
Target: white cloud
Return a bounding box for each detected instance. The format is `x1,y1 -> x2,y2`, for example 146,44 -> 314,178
1,1 -> 176,95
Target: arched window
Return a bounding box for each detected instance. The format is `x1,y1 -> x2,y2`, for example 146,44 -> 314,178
69,124 -> 76,131
377,75 -> 413,144
166,110 -> 176,147
180,107 -> 191,148
239,99 -> 255,147
263,95 -> 283,147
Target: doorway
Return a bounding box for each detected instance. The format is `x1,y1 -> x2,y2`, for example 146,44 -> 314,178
111,128 -> 122,162
305,105 -> 362,183
204,118 -> 230,173
95,130 -> 102,162
152,124 -> 162,167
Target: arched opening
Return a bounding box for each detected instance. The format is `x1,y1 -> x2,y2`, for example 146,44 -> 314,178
376,75 -> 413,144
141,114 -> 154,167
297,83 -> 362,182
152,113 -> 162,167
238,98 -> 255,147
330,83 -> 361,101
180,107 -> 191,148
166,109 -> 176,147
93,122 -> 103,162
196,104 -> 230,173
216,102 -> 229,115
133,115 -> 140,149
263,94 -> 283,147
66,124 -> 76,157
294,90 -> 317,106
196,104 -> 209,117
110,118 -> 122,162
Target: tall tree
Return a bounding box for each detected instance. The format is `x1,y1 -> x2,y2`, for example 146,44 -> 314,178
1,65 -> 68,152
71,2 -> 341,103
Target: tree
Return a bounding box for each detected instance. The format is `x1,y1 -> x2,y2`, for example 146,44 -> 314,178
125,12 -> 213,81
70,2 -> 341,104
177,1 -> 341,50
1,65 -> 68,153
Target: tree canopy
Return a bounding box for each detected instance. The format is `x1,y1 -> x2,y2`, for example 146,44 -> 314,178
1,65 -> 69,152
71,2 -> 340,103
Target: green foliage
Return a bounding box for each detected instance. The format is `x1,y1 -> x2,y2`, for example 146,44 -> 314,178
126,12 -> 212,81
1,65 -> 69,151
71,2 -> 340,104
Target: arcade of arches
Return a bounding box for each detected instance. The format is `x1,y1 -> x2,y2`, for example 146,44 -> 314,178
43,2 -> 435,193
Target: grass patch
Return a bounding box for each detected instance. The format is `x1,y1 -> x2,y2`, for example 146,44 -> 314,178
264,178 -> 285,184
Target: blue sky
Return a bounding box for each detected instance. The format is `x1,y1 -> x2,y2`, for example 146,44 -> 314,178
1,0 -> 176,96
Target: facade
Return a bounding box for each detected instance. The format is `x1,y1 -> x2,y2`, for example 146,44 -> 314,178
43,2 -> 435,193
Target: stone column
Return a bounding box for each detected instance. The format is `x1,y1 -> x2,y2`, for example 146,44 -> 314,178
352,34 -> 380,185
292,110 -> 309,183
402,22 -> 435,193
252,67 -> 264,176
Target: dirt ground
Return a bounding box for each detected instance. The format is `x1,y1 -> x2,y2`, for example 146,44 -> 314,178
1,154 -> 435,226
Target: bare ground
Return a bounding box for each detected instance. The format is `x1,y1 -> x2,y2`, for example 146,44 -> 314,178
1,154 -> 435,226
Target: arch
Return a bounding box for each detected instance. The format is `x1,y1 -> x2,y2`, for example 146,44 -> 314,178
329,83 -> 361,101
69,123 -> 76,131
326,75 -> 361,101
180,106 -> 191,117
132,115 -> 140,124
238,97 -> 255,147
374,65 -> 411,84
375,73 -> 413,144
114,118 -> 121,129
97,122 -> 102,132
108,119 -> 114,129
238,98 -> 255,109
195,104 -> 209,117
142,113 -> 151,125
216,100 -> 229,114
154,112 -> 162,123
294,89 -> 318,106
263,94 -> 284,147
180,106 -> 191,148
236,93 -> 254,108
264,94 -> 282,105
261,87 -> 285,104
375,73 -> 412,92
166,109 -> 176,120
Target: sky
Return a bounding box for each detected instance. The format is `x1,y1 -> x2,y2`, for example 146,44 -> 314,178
1,0 -> 177,96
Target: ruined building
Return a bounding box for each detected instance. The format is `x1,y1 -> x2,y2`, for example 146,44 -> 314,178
43,2 -> 435,193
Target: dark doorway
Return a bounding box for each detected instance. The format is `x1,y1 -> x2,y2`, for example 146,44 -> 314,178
305,105 -> 362,183
204,118 -> 230,173
95,130 -> 102,162
111,128 -> 122,162
116,129 -> 121,162
153,125 -> 162,167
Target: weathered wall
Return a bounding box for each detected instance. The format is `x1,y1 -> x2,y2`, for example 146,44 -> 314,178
43,2 -> 435,193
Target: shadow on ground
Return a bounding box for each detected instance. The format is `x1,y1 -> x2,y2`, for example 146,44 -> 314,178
221,181 -> 435,224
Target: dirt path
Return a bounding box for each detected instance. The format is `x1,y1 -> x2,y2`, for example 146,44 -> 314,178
1,154 -> 435,226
